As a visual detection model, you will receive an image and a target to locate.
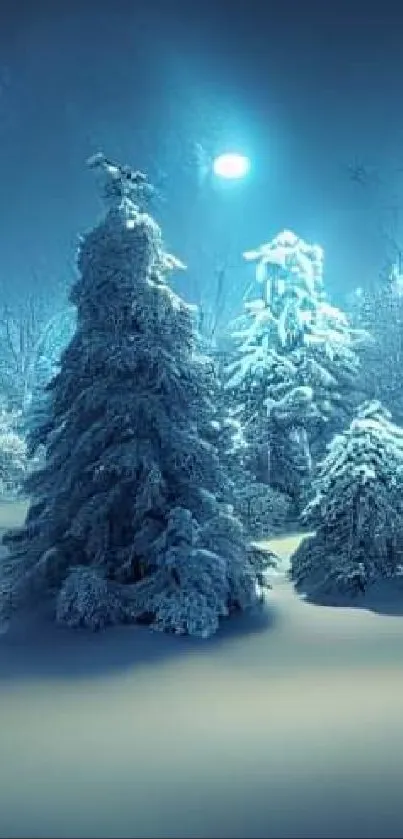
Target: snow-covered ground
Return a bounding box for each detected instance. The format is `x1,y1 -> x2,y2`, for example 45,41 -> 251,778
1,506 -> 403,839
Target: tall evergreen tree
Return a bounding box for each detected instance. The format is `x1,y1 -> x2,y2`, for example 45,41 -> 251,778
0,153 -> 269,637
226,231 -> 362,506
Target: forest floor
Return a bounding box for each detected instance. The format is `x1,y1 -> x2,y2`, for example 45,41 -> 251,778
0,500 -> 403,838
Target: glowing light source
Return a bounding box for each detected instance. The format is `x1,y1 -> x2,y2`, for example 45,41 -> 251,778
212,152 -> 251,180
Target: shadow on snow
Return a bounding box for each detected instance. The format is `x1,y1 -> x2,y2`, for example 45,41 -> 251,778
294,574 -> 403,618
0,595 -> 279,683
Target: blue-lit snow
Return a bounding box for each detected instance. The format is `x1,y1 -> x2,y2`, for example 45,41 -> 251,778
1,502 -> 403,839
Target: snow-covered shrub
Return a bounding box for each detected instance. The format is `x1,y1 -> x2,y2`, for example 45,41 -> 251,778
0,153 -> 271,637
290,401 -> 403,599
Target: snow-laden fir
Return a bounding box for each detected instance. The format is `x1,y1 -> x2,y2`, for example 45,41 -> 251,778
0,153 -> 272,638
225,230 -> 365,510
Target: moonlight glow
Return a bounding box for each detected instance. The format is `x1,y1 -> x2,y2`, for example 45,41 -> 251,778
213,152 -> 251,180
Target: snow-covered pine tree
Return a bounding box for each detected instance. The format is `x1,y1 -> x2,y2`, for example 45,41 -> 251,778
290,400 -> 403,600
297,294 -> 368,464
226,231 -> 363,507
0,153 -> 270,638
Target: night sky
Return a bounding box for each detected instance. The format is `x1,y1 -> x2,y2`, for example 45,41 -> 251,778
1,0 -> 403,307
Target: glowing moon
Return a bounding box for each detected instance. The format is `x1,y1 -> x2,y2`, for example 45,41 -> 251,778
212,152 -> 251,180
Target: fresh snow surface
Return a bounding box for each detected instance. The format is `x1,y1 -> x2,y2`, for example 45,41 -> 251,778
1,508 -> 403,839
